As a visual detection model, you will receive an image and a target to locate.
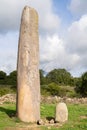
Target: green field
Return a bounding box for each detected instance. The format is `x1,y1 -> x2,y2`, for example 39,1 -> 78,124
0,103 -> 87,130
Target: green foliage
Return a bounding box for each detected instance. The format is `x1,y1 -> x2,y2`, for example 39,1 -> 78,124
0,103 -> 87,130
41,83 -> 61,96
40,69 -> 47,85
0,104 -> 16,129
41,85 -> 50,96
81,72 -> 87,96
56,86 -> 76,97
0,70 -> 17,86
1,69 -> 87,97
41,83 -> 76,97
0,85 -> 16,96
41,103 -> 87,130
41,103 -> 55,118
75,72 -> 87,97
75,78 -> 82,96
46,82 -> 61,96
0,71 -> 6,85
6,70 -> 17,86
46,68 -> 72,85
0,71 -> 6,79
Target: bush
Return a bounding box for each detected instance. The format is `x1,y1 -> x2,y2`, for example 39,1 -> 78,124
41,83 -> 76,97
41,83 -> 61,96
47,82 -> 61,96
41,85 -> 50,96
0,71 -> 7,85
75,72 -> 87,97
55,86 -> 76,97
46,69 -> 72,85
0,85 -> 16,96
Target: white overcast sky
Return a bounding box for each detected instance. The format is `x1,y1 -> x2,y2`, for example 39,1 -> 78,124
0,0 -> 87,77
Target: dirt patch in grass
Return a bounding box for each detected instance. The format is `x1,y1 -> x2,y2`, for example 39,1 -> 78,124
80,115 -> 87,119
5,127 -> 41,130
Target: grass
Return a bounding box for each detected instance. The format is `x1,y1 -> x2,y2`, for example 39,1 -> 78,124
0,103 -> 87,130
58,104 -> 87,130
0,104 -> 16,130
41,103 -> 87,130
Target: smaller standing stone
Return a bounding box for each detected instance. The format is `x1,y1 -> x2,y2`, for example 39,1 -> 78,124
55,102 -> 68,123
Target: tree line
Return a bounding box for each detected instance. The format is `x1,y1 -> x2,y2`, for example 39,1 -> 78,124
0,68 -> 87,97
0,70 -> 17,86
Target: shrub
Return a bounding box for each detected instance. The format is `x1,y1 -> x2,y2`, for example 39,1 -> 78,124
41,85 -> 50,96
75,72 -> 87,97
47,82 -> 61,96
0,85 -> 16,96
41,83 -> 77,97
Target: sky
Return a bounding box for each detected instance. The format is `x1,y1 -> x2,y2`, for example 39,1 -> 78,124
0,0 -> 87,77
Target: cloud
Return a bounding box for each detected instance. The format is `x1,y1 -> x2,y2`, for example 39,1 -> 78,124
39,34 -> 80,73
0,0 -> 87,77
0,0 -> 60,34
28,0 -> 60,33
39,14 -> 87,76
0,0 -> 60,74
0,0 -> 25,32
69,0 -> 87,16
66,15 -> 87,55
64,14 -> 87,76
40,34 -> 64,63
0,32 -> 18,74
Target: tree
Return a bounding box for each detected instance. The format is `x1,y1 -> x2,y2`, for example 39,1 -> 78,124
0,71 -> 6,84
0,71 -> 6,79
75,72 -> 87,97
46,69 -> 72,85
6,70 -> 17,86
39,69 -> 47,85
80,72 -> 87,96
46,82 -> 61,96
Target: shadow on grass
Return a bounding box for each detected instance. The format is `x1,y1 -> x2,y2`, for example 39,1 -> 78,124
0,107 -> 16,118
46,116 -> 55,121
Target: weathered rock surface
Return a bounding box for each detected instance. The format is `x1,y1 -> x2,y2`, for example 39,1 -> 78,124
0,94 -> 16,105
17,6 -> 40,123
0,94 -> 87,105
41,96 -> 87,104
1,94 -> 87,105
55,102 -> 68,123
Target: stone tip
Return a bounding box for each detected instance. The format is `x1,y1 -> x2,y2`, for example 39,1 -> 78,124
23,6 -> 38,14
24,5 -> 29,8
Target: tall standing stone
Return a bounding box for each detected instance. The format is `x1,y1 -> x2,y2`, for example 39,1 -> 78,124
17,6 -> 40,122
